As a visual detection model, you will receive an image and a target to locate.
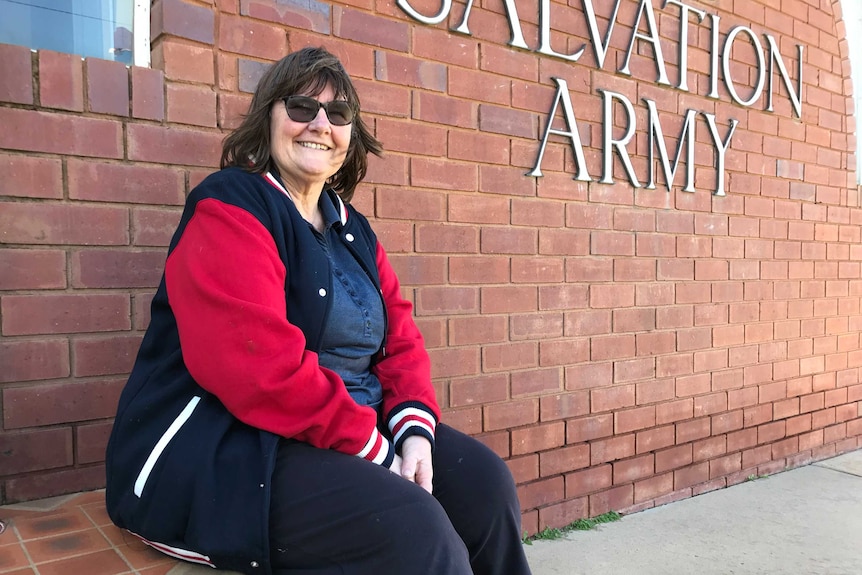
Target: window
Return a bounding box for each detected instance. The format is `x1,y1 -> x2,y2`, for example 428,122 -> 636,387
0,0 -> 149,67
841,0 -> 862,182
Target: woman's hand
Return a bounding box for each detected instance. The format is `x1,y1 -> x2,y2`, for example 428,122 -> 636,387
399,436 -> 434,494
388,453 -> 403,476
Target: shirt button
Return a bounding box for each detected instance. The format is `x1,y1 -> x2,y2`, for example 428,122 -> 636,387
345,233 -> 355,242
318,288 -> 327,297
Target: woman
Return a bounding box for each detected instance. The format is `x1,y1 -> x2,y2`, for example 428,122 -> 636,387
105,46 -> 532,575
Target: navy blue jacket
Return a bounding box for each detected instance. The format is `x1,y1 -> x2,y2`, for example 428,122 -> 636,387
105,167 -> 439,574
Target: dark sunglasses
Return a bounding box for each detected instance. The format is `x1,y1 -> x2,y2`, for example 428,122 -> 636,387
282,95 -> 355,126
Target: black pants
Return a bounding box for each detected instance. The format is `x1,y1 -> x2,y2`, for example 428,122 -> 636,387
269,424 -> 532,574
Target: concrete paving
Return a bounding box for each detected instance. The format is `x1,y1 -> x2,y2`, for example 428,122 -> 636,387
524,450 -> 862,575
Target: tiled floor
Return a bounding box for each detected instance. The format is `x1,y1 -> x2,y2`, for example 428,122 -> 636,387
0,490 -> 188,575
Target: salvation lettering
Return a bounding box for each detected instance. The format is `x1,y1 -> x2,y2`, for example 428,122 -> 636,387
396,0 -> 805,196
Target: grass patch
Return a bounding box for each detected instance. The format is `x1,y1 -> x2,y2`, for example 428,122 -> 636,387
523,511 -> 622,545
746,474 -> 769,481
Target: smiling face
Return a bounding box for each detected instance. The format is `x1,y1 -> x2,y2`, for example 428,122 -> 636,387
269,83 -> 353,195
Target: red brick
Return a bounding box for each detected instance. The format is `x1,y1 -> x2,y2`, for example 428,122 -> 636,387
674,461 -> 709,490
449,374 -> 508,408
153,40 -> 215,84
72,335 -> 143,377
0,202 -> 129,245
448,256 -> 508,284
375,50 -> 445,91
567,413 -> 614,444
68,160 -> 185,205
3,378 -> 124,429
634,472 -> 674,503
540,391 -> 589,421
86,58 -> 129,116
154,0 -> 215,44
242,0 -> 330,31
483,342 -> 538,372
507,454 -> 538,484
76,421 -> 114,464
481,227 -> 536,254
0,43 -> 33,104
131,66 -> 166,121
589,484 -> 634,517
166,83 -> 217,127
38,50 -> 83,111
568,258 -> 614,282
0,108 -> 122,158
537,497 -> 588,531
411,91 -> 476,129
449,131 -> 510,164
0,249 -> 66,290
1,294 -> 130,335
443,407 -> 482,436
677,417 -> 711,444
590,334 -> 636,361
378,118 -> 448,157
378,187 -> 446,222
481,286 -> 537,314
512,422 -> 565,455
613,453 -> 654,484
484,398 -> 538,431
416,287 -> 479,315
476,430 -> 511,458
448,316 -> 506,347
615,405 -> 657,434
655,444 -> 692,473
479,165 -> 536,196
133,208 -> 182,247
0,339 -> 69,384
447,194 -> 508,224
4,465 -> 106,503
416,223 -> 479,253
566,464 -> 612,497
0,428 -> 72,474
591,434 -> 635,465
566,309 -> 612,337
656,398 -> 694,425
428,347 -> 479,378
219,15 -> 286,59
128,124 -> 222,167
219,92 -> 253,130
518,476 -> 564,509
448,66 -> 509,105
479,104 -> 536,138
0,153 -> 63,199
539,444 -> 590,477
636,425 -> 675,454
512,367 -> 562,396
591,385 -> 635,413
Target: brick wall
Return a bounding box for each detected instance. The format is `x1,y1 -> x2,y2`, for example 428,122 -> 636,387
0,0 -> 860,533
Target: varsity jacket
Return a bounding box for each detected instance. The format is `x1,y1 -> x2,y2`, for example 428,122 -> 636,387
105,167 -> 440,574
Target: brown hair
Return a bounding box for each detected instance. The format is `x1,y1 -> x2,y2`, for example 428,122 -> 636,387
220,46 -> 383,202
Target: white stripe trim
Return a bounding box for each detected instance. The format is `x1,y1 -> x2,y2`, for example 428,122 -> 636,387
356,426 -> 381,459
334,194 -> 348,225
355,427 -> 390,465
393,420 -> 435,445
263,172 -> 290,198
390,407 -> 436,444
389,407 -> 436,431
134,396 -> 201,497
129,531 -> 214,566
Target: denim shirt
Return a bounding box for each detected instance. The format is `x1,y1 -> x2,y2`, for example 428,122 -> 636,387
312,193 -> 385,408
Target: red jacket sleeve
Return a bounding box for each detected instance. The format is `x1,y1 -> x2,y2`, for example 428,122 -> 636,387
374,242 -> 442,451
165,198 -> 393,466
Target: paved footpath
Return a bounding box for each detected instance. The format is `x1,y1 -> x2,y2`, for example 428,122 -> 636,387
524,450 -> 862,575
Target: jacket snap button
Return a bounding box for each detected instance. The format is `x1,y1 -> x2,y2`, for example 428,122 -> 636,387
345,233 -> 355,242
318,288 -> 327,297
250,561 -> 259,568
